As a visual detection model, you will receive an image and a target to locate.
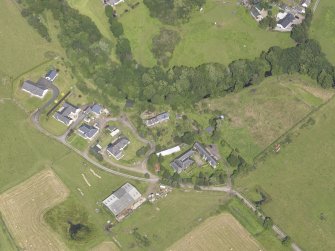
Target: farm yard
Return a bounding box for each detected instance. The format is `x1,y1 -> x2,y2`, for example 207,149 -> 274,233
168,213 -> 263,251
199,74 -> 334,162
310,0 -> 335,64
236,96 -> 335,251
0,169 -> 69,251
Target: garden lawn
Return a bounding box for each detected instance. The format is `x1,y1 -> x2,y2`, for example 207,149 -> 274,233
0,0 -> 62,77
310,0 -> 335,64
235,96 -> 335,251
199,74 -> 332,162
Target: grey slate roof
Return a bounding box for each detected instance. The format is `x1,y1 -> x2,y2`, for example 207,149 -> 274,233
91,104 -> 102,115
145,112 -> 170,126
278,13 -> 295,28
250,6 -> 261,18
21,80 -> 48,97
170,150 -> 195,173
106,137 -> 130,159
194,142 -> 218,167
103,183 -> 142,216
45,69 -> 58,81
78,124 -> 99,139
301,0 -> 311,6
54,102 -> 79,126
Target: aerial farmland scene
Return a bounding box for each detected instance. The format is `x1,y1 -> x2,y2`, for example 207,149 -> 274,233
0,0 -> 334,250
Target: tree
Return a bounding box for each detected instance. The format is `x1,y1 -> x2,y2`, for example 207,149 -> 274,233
263,217 -> 273,229
109,18 -> 124,38
318,70 -> 334,88
181,131 -> 195,145
291,24 -> 308,44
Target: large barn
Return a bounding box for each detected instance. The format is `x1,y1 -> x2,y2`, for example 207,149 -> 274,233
102,183 -> 145,221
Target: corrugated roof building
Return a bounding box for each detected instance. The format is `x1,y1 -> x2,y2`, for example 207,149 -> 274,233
103,183 -> 142,217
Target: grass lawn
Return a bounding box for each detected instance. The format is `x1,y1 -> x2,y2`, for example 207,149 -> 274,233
113,190 -> 229,250
235,96 -> 335,251
170,1 -> 294,67
40,114 -> 68,136
0,0 -> 62,77
67,133 -> 89,151
310,0 -> 335,64
199,74 -> 333,162
0,74 -> 13,99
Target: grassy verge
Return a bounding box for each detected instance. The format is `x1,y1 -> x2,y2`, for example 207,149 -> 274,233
40,114 -> 68,136
67,133 -> 89,151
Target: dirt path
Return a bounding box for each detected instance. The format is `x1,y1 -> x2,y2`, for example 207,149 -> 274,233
0,169 -> 69,251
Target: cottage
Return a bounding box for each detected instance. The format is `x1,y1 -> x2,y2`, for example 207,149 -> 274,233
106,125 -> 120,137
53,102 -> 81,126
156,146 -> 181,157
78,123 -> 99,140
194,142 -> 218,168
102,183 -> 145,221
21,80 -> 48,98
145,112 -> 170,127
277,13 -> 295,30
301,0 -> 311,8
250,6 -> 263,21
106,137 -> 130,160
170,150 -> 195,173
91,104 -> 103,116
45,69 -> 58,82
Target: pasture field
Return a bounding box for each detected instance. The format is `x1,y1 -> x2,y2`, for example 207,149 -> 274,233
0,169 -> 69,251
235,96 -> 335,251
112,190 -> 228,250
0,101 -> 68,193
0,214 -> 18,251
0,0 -> 62,77
0,74 -> 12,99
310,0 -> 335,64
170,0 -> 293,67
199,74 -> 333,162
168,213 -> 263,251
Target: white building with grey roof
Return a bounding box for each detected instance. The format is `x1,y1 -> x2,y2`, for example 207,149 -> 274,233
102,183 -> 144,220
106,137 -> 130,160
170,149 -> 195,173
77,123 -> 99,141
145,112 -> 169,127
194,142 -> 218,168
21,80 -> 48,99
53,102 -> 81,126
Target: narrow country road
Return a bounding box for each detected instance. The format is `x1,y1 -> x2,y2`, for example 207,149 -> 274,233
31,81 -> 159,183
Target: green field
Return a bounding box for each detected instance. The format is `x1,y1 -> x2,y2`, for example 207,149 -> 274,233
0,0 -> 62,77
113,190 -> 228,250
236,96 -> 335,251
170,1 -> 293,67
226,199 -> 288,251
199,75 -> 333,162
310,0 -> 335,64
67,133 -> 89,151
0,214 -> 18,251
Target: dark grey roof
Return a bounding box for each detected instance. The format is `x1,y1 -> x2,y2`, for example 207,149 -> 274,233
78,124 -> 99,139
107,137 -> 130,159
45,69 -> 58,81
91,104 -> 102,115
106,125 -> 118,132
54,102 -> 79,125
278,13 -> 295,28
250,6 -> 261,18
103,183 -> 142,216
145,112 -> 170,126
194,142 -> 218,167
301,0 -> 311,6
91,144 -> 102,154
21,80 -> 48,97
170,150 -> 195,173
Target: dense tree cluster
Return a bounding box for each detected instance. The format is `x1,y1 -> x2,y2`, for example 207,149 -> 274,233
21,0 -> 335,111
290,8 -> 313,44
143,0 -> 205,24
21,8 -> 50,41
